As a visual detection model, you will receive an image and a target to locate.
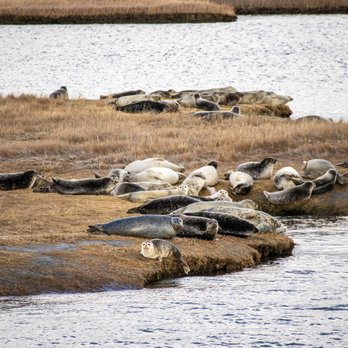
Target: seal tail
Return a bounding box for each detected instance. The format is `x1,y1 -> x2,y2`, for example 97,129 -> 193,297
127,207 -> 141,214
181,260 -> 190,275
87,224 -> 104,233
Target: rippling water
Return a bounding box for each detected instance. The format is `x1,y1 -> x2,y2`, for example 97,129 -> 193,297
1,218 -> 347,347
1,15 -> 347,120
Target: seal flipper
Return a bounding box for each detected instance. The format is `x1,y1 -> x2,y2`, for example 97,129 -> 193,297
87,224 -> 105,233
94,172 -> 102,178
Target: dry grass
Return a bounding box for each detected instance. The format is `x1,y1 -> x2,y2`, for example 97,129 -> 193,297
217,0 -> 348,13
0,95 -> 347,175
0,0 -> 235,23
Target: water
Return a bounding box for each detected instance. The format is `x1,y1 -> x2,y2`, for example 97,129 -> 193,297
1,15 -> 347,120
1,217 -> 347,347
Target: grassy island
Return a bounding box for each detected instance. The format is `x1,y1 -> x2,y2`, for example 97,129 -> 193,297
0,95 -> 347,296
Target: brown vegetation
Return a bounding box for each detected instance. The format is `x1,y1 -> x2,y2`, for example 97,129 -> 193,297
0,0 -> 236,24
216,0 -> 348,14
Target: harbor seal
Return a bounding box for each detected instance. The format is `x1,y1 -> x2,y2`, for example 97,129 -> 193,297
116,185 -> 189,203
88,215 -> 183,239
95,168 -> 128,183
237,157 -> 277,180
200,92 -> 221,104
181,172 -> 207,196
172,214 -> 218,241
0,170 -> 39,190
302,159 -> 335,179
172,199 -> 258,214
49,86 -> 68,99
141,239 -> 190,274
194,94 -> 220,111
187,161 -> 219,187
263,181 -> 315,205
224,170 -> 253,195
112,94 -> 160,108
110,182 -> 172,196
184,211 -> 259,237
192,189 -> 232,201
273,166 -> 302,190
202,207 -> 286,233
188,106 -> 240,121
236,91 -> 292,105
51,177 -> 117,195
337,160 -> 348,168
125,167 -> 185,185
177,94 -> 196,108
125,158 -> 185,173
120,100 -> 172,113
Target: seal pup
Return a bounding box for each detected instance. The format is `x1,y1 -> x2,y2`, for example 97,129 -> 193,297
125,158 -> 185,173
187,161 -> 219,187
141,239 -> 190,274
273,166 -> 302,190
0,170 -> 39,190
224,170 -> 253,195
237,157 -> 277,180
172,214 -> 218,241
263,181 -> 315,205
49,86 -> 68,99
202,207 -> 286,233
88,215 -> 183,239
116,185 -> 189,203
173,199 -> 258,214
51,177 -> 117,195
125,167 -> 185,185
194,94 -> 220,111
183,211 -> 259,237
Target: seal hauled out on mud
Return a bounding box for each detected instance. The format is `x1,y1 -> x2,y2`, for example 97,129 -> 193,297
237,157 -> 277,180
88,215 -> 183,239
141,239 -> 190,274
125,158 -> 185,173
224,170 -> 253,195
263,181 -> 315,205
0,170 -> 39,190
51,177 -> 117,195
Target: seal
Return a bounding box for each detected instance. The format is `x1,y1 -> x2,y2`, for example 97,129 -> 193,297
219,92 -> 241,106
237,157 -> 277,180
192,189 -> 232,201
125,167 -> 185,185
224,170 -> 253,195
263,181 -> 315,205
120,100 -> 172,113
187,161 -> 219,187
49,86 -> 68,99
200,92 -> 221,104
194,94 -> 220,111
181,172 -> 207,196
293,115 -> 333,123
51,177 -> 118,195
188,106 -> 240,121
127,195 -> 201,215
141,239 -> 190,274
88,215 -> 183,239
273,166 -> 302,190
124,158 -> 185,173
100,90 -> 145,99
116,185 -> 189,203
337,160 -> 348,168
202,207 -> 286,233
172,214 -> 218,241
172,199 -> 258,214
95,168 -> 128,183
112,94 -> 160,109
148,89 -> 176,98
184,211 -> 259,237
302,159 -> 336,179
236,90 -> 292,105
0,170 -> 39,190
111,182 -> 172,196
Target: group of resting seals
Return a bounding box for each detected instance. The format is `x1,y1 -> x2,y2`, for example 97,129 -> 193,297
101,86 -> 293,117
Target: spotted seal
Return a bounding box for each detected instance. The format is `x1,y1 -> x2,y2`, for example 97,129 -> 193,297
51,177 -> 117,195
273,166 -> 302,190
125,158 -> 185,173
116,185 -> 189,203
263,181 -> 315,205
88,215 -> 183,239
224,170 -> 253,195
302,159 -> 335,179
237,157 -> 277,180
141,239 -> 190,274
0,170 -> 39,190
112,94 -> 160,108
194,94 -> 220,111
187,161 -> 219,187
183,211 -> 259,237
49,86 -> 68,99
181,172 -> 207,196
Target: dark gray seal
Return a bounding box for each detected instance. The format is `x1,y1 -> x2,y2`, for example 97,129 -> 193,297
263,181 -> 315,205
52,177 -> 117,195
111,182 -> 146,195
127,195 -> 201,215
184,211 -> 259,237
0,170 -> 39,190
141,239 -> 190,274
172,214 -> 218,241
49,86 -> 68,99
120,100 -> 170,113
88,215 -> 183,239
194,94 -> 220,111
237,157 -> 277,180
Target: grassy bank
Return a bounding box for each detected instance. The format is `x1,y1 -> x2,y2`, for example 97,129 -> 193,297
1,95 -> 347,295
217,0 -> 348,14
0,0 -> 236,24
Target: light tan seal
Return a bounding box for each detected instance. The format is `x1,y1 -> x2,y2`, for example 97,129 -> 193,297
125,158 -> 184,173
141,239 -> 190,274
